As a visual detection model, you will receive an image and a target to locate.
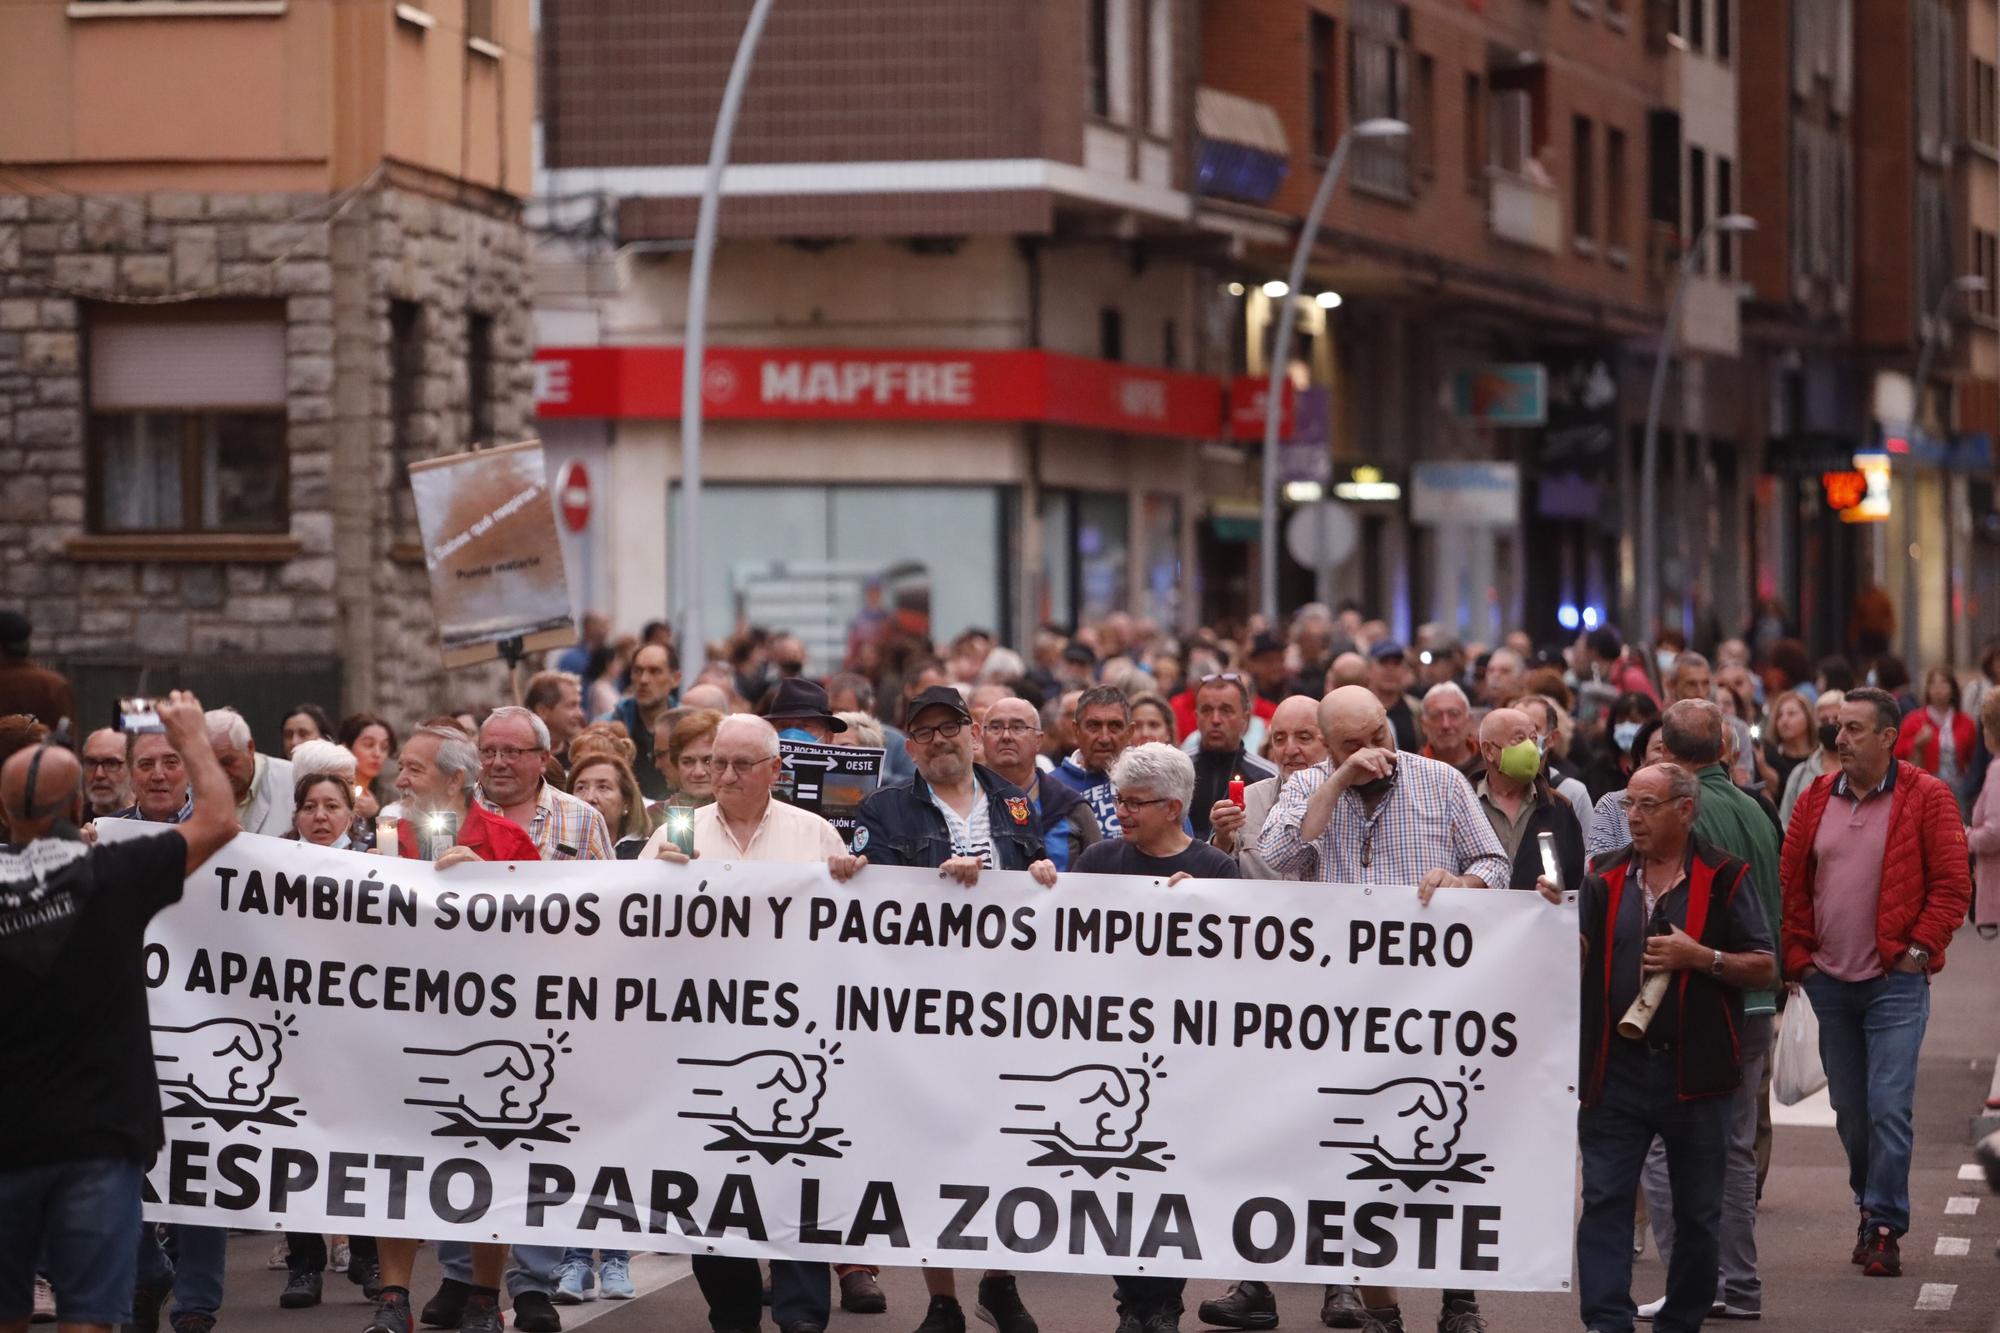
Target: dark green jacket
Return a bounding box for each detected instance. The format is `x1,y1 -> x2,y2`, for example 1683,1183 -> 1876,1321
1695,763 -> 1782,1014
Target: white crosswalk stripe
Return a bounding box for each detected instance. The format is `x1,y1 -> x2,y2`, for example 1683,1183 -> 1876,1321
1934,1235 -> 1972,1256
1945,1195 -> 1981,1216
1914,1282 -> 1956,1311
1958,1163 -> 1985,1182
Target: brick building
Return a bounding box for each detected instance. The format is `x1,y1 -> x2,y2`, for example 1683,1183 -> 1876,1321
0,0 -> 535,735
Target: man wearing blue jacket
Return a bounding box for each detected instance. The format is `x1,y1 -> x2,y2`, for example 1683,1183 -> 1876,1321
978,696 -> 1100,870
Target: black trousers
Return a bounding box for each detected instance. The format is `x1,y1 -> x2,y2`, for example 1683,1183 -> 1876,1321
691,1257 -> 829,1332
286,1233 -> 377,1275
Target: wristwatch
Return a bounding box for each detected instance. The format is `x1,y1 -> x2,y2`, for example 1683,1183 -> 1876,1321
1709,947 -> 1724,978
1905,946 -> 1931,971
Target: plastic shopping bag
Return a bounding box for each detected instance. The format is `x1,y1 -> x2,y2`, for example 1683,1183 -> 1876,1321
1772,989 -> 1827,1106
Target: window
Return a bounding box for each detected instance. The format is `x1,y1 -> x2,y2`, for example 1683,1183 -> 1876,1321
1975,230 -> 1997,320
87,305 -> 288,535
1972,57 -> 1998,150
1463,73 -> 1484,192
1162,318 -> 1179,370
389,300 -> 423,545
1688,145 -> 1707,272
1348,0 -> 1410,196
1685,0 -> 1704,52
467,312 -> 494,447
1144,0 -> 1172,137
1572,115 -> 1595,241
1414,53 -> 1435,181
1606,127 -> 1628,250
465,0 -> 493,43
1490,88 -> 1533,173
1715,155 -> 1734,276
1088,0 -> 1111,118
1099,307 -> 1124,363
1914,0 -> 1952,163
1309,13 -> 1337,159
1714,0 -> 1729,60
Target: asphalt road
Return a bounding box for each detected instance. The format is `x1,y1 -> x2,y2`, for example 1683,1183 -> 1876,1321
185,924 -> 2000,1333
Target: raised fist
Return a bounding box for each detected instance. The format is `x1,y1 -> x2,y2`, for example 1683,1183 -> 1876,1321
153,1018 -> 282,1108
1318,1077 -> 1468,1165
403,1039 -> 556,1126
1001,1063 -> 1150,1156
680,1050 -> 828,1141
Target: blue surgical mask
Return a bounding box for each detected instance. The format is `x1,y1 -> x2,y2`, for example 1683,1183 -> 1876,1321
1612,720 -> 1641,753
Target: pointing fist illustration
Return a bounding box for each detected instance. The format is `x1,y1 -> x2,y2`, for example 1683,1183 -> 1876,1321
153,1019 -> 283,1108
404,1040 -> 556,1126
1318,1078 -> 1469,1165
681,1051 -> 829,1141
1002,1064 -> 1151,1156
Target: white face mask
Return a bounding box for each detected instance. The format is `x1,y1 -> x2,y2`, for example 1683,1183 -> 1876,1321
1656,649 -> 1677,675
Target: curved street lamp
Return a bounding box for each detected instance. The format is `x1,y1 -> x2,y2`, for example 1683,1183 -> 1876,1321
1258,117 -> 1411,625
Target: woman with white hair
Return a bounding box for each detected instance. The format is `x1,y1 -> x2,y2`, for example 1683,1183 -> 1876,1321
1072,742 -> 1238,885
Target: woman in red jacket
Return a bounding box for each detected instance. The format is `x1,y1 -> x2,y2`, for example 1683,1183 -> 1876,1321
1895,667 -> 1975,791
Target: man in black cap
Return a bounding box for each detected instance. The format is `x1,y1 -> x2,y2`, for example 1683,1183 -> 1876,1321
0,612 -> 74,731
1243,631 -> 1292,705
763,678 -> 849,745
1368,641 -> 1424,753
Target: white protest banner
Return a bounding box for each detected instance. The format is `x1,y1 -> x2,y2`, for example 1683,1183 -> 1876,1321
132,832 -> 1580,1291
407,440 -> 574,667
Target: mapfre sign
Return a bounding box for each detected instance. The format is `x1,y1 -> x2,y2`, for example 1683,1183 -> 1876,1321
533,347 -> 1223,440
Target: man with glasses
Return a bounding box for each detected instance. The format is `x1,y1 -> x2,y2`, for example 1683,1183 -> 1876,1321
849,687 -> 1054,1333
80,728 -> 131,818
1185,673 -> 1277,840
640,714 -> 864,1333
979,696 -> 1099,870
473,706 -> 613,862
1047,685 -> 1134,838
1257,686 -> 1508,1333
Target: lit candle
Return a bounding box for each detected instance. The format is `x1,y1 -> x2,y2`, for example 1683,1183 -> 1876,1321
377,814 -> 398,858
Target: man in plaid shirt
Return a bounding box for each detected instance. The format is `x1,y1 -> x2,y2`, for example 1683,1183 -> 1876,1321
1256,685 -> 1508,1333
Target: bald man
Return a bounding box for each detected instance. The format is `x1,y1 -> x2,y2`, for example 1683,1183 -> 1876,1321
1207,695 -> 1325,879
2,694 -> 237,1333
1324,652 -> 1369,693
1482,648 -> 1526,708
80,727 -> 132,818
1472,707 -> 1585,894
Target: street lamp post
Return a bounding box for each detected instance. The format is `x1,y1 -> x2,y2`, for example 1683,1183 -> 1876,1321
1258,118 -> 1410,626
1635,212 -> 1756,645
1905,273 -> 1989,666
678,0 -> 778,674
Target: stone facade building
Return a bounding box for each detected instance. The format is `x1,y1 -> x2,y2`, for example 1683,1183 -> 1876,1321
0,0 -> 534,735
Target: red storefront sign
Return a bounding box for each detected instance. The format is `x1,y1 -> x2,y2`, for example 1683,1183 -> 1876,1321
1227,375 -> 1295,441
533,347 -> 1224,440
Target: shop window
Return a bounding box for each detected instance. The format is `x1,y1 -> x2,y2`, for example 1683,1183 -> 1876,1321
1076,491 -> 1131,623
87,304 -> 288,534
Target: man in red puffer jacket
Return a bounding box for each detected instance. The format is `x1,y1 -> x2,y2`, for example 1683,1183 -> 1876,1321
1780,687 -> 1971,1281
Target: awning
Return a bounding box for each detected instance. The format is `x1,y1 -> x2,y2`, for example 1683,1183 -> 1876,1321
1195,87 -> 1290,206
1196,88 -> 1290,156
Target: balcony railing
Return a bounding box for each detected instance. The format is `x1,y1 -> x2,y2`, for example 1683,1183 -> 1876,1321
1486,168 -> 1561,253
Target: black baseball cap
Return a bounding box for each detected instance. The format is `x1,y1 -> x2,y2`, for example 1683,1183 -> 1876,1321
1249,630 -> 1286,657
1369,640 -> 1407,662
906,685 -> 973,725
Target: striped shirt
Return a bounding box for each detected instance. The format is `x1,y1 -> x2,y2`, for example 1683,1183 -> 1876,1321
930,777 -> 994,866
1257,753 -> 1510,889
477,782 -> 615,861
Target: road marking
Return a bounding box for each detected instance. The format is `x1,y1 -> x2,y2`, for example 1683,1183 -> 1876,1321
1945,1195 -> 1980,1215
1959,1163 -> 1986,1182
525,1255 -> 693,1328
1935,1235 -> 1972,1256
1914,1282 -> 1956,1311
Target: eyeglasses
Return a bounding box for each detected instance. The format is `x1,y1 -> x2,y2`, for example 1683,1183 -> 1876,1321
1113,794 -> 1172,811
909,720 -> 967,744
712,755 -> 778,776
1626,797 -> 1688,817
478,746 -> 544,763
982,721 -> 1040,736
85,757 -> 126,771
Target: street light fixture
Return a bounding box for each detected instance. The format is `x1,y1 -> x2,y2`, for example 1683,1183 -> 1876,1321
1635,211 -> 1757,644
1258,117 -> 1410,623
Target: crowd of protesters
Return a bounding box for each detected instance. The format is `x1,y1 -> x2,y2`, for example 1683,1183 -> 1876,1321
0,593 -> 1986,1333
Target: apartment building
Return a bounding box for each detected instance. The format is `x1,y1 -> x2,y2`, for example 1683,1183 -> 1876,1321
0,0 -> 536,731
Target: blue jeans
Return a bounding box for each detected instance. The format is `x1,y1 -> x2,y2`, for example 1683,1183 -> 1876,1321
1804,968 -> 1930,1235
135,1224 -> 226,1321
559,1247 -> 630,1268
1577,1042 -> 1730,1333
0,1158 -> 144,1326
438,1242 -> 563,1300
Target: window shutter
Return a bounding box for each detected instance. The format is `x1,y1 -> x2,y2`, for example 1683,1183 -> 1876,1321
90,315 -> 286,411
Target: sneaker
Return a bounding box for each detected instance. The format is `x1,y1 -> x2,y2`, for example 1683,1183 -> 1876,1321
461,1294 -> 504,1333
598,1257 -> 634,1302
510,1291 -> 562,1333
1115,1314 -> 1143,1333
281,1271 -> 325,1310
129,1277 -> 174,1333
1635,1297 -> 1723,1320
1851,1214 -> 1870,1266
841,1270 -> 888,1315
1356,1307 -> 1403,1333
350,1258 -> 383,1300
1862,1227 -> 1902,1277
1435,1299 -> 1486,1333
333,1243 -> 353,1275
975,1275 -> 1037,1333
1142,1305 -> 1182,1333
270,1240 -> 294,1270
552,1259 -> 595,1306
366,1290 -> 414,1333
915,1296 -> 968,1333
1197,1282 -> 1277,1330
32,1276 -> 56,1324
170,1316 -> 215,1333
1320,1287 -> 1366,1330
421,1280 -> 471,1330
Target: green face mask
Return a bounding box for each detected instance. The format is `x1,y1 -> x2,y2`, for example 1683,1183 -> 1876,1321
1496,737 -> 1543,782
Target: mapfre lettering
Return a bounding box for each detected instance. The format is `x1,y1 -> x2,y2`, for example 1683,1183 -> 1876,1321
760,359 -> 974,408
